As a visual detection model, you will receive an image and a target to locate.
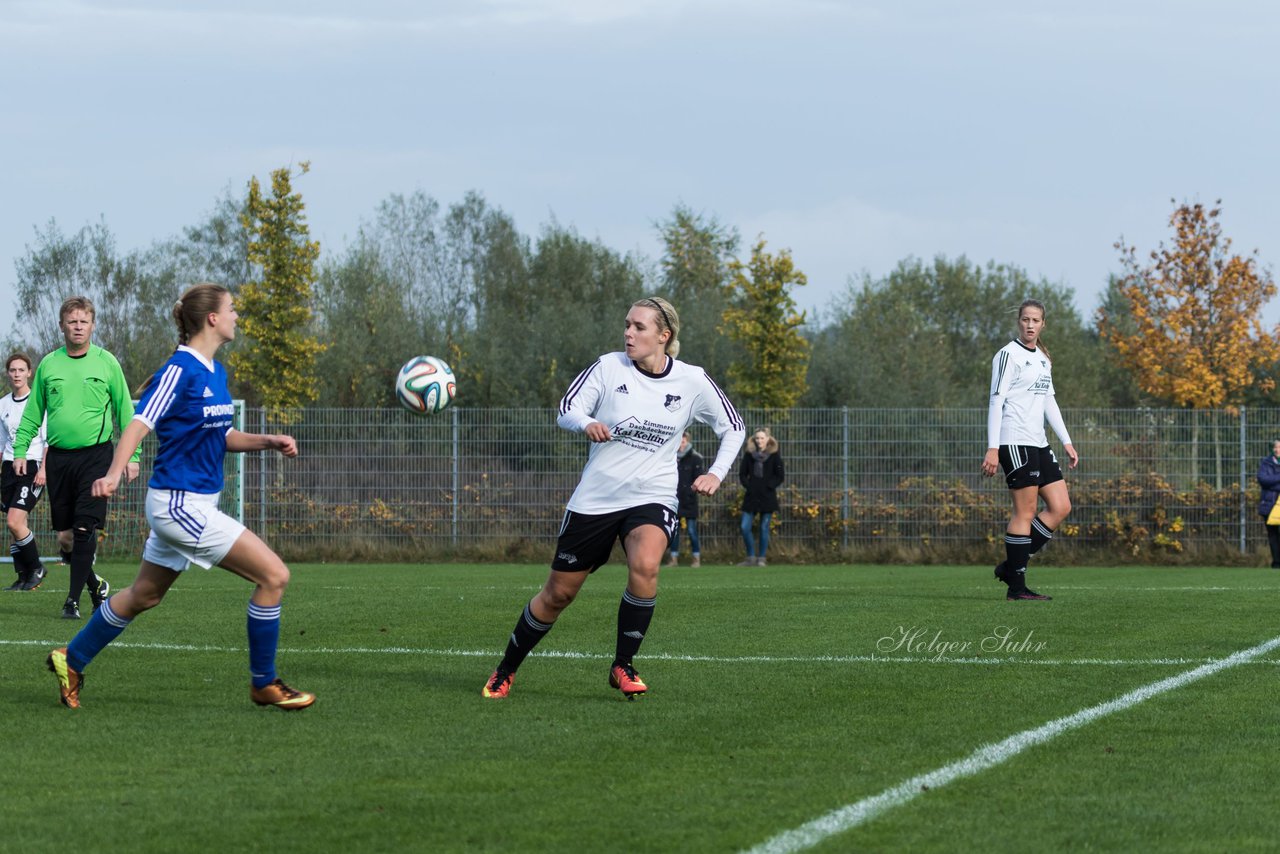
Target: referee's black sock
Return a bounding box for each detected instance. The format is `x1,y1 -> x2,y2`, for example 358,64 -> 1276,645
61,549 -> 72,566
67,529 -> 97,603
1029,516 -> 1054,556
497,602 -> 554,675
614,589 -> 656,667
1004,533 -> 1032,590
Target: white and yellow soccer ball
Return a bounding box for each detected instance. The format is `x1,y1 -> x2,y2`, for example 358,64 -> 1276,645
395,355 -> 457,415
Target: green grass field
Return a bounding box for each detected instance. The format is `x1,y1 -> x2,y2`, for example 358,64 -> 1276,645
3,562 -> 1279,852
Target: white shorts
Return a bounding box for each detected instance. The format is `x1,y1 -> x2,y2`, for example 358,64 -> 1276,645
143,488 -> 246,572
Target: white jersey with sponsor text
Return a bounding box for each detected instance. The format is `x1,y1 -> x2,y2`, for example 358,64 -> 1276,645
989,340 -> 1056,447
558,352 -> 745,515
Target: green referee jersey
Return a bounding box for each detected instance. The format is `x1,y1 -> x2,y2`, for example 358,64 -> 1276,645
13,344 -> 141,462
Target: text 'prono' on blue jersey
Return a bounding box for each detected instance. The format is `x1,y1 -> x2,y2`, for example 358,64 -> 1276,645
134,346 -> 234,494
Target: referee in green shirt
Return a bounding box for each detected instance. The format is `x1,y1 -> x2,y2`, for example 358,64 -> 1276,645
14,296 -> 140,619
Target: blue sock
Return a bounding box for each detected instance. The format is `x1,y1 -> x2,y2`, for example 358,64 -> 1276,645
247,601 -> 281,689
66,600 -> 131,672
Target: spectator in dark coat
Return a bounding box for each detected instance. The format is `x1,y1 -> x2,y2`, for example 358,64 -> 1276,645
738,428 -> 783,566
1257,439 -> 1280,568
666,431 -> 705,567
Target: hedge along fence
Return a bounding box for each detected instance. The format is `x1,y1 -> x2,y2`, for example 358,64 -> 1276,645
38,406 -> 1280,565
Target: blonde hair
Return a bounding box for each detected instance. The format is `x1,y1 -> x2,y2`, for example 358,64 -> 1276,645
632,296 -> 681,358
59,296 -> 95,323
173,283 -> 231,345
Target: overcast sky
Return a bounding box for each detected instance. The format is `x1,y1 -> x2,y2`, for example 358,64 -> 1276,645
3,0 -> 1278,331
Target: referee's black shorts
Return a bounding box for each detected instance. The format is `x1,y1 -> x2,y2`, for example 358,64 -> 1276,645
998,444 -> 1064,491
44,442 -> 114,531
551,504 -> 677,572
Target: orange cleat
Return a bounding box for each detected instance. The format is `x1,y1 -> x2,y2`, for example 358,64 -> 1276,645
482,669 -> 514,699
46,647 -> 83,709
609,663 -> 647,699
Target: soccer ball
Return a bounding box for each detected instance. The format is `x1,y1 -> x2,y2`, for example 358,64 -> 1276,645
395,355 -> 457,415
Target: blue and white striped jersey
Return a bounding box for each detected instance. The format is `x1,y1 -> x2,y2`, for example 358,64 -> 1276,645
134,346 -> 234,494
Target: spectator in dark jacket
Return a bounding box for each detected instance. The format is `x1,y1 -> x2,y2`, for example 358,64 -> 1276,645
666,431 -> 705,567
738,428 -> 783,566
1257,439 -> 1280,568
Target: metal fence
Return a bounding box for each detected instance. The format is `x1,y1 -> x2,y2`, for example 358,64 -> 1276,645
43,407 -> 1280,563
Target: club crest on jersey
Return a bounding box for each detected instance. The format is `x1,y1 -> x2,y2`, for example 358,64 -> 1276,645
664,394 -> 682,412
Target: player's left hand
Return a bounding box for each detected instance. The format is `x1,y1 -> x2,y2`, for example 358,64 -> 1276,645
33,466 -> 46,487
124,462 -> 140,482
691,473 -> 722,496
275,435 -> 298,457
1064,443 -> 1079,469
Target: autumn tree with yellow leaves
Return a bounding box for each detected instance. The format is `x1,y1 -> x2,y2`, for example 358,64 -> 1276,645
230,163 -> 326,419
1098,200 -> 1279,483
721,237 -> 810,410
1099,200 -> 1278,408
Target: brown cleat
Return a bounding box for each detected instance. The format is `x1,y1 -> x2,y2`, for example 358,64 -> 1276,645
251,678 -> 316,710
46,647 -> 83,709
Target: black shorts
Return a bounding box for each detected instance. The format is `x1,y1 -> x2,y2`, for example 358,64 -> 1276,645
998,444 -> 1064,491
551,504 -> 677,572
0,460 -> 44,513
44,442 -> 113,531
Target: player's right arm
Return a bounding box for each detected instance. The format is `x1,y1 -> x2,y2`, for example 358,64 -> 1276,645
982,348 -> 1012,477
556,359 -> 609,441
92,419 -> 152,498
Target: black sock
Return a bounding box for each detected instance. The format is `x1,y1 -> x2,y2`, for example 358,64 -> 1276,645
1004,533 -> 1032,591
614,589 -> 657,667
68,534 -> 97,602
16,533 -> 41,571
497,602 -> 554,674
10,542 -> 26,572
61,550 -> 72,565
1029,516 -> 1054,556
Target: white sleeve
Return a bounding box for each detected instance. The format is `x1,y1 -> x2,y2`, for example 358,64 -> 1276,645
692,370 -> 746,481
556,359 -> 605,434
1044,394 -> 1072,446
987,350 -> 1012,449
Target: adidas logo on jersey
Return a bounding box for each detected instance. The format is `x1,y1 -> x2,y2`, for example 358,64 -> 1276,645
202,387 -> 214,398
615,384 -> 629,394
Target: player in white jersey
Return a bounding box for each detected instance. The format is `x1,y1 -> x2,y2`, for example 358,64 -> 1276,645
981,299 -> 1078,601
482,296 -> 746,700
0,353 -> 49,591
45,284 -> 314,711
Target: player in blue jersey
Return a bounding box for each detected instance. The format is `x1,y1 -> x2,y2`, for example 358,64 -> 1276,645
46,283 -> 315,710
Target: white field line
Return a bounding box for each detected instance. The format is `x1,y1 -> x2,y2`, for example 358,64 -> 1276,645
744,633 -> 1280,854
0,638 -> 1278,668
13,584 -> 1277,593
